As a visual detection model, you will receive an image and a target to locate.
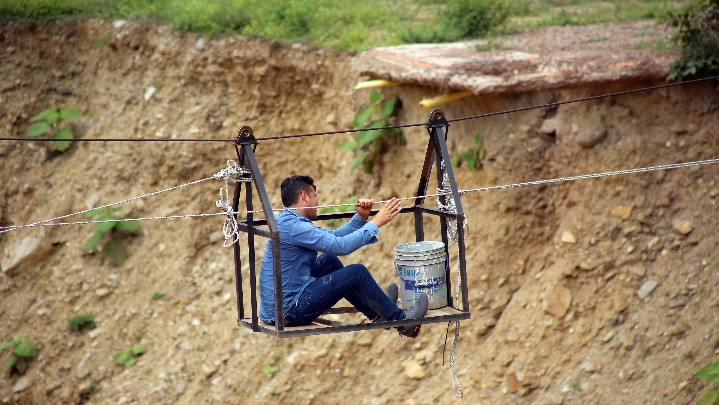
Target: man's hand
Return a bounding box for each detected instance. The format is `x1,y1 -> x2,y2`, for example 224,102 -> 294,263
355,198 -> 374,221
370,198 -> 402,228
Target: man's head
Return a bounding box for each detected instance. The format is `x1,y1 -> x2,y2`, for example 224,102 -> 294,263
281,175 -> 318,218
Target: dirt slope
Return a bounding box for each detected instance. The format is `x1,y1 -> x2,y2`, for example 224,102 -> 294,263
1,20 -> 719,405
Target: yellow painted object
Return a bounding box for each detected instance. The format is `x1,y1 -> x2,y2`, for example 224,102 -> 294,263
354,80 -> 403,90
419,91 -> 474,109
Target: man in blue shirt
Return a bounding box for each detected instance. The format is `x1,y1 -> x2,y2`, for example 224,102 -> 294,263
259,175 -> 428,338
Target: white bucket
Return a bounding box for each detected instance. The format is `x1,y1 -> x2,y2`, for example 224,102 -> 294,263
394,241 -> 448,310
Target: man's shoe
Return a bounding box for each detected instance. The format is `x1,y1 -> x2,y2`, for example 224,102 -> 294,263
385,283 -> 398,303
398,293 -> 428,338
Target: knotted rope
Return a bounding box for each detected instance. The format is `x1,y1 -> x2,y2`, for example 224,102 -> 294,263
214,160 -> 252,247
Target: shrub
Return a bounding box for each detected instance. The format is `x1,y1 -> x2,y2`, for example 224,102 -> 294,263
338,91 -> 404,174
696,360 -> 719,404
666,0 -> 719,83
401,0 -> 510,43
67,314 -> 97,331
113,345 -> 146,367
26,105 -> 80,152
1,336 -> 39,375
82,206 -> 140,266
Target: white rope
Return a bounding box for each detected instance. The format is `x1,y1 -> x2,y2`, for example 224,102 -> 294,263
0,161 -> 250,235
2,157 -> 718,234
438,161 -> 465,399
213,160 -> 252,247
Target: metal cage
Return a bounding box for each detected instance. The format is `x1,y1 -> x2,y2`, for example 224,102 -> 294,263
231,109 -> 470,338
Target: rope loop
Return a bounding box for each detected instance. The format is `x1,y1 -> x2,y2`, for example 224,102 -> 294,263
216,187 -> 240,248
212,160 -> 251,182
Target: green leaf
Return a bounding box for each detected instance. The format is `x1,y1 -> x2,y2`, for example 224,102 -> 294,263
47,112 -> 60,125
14,335 -> 25,344
698,369 -> 715,381
130,345 -> 146,355
85,208 -> 105,218
33,108 -> 54,122
115,220 -> 140,232
14,342 -> 38,358
95,215 -> 117,233
478,147 -> 486,160
1,342 -> 13,351
699,389 -> 719,405
83,232 -> 104,252
451,154 -> 459,168
356,129 -> 381,145
124,358 -> 136,367
350,151 -> 365,171
337,141 -> 359,151
467,159 -> 476,171
380,96 -> 398,117
713,376 -> 719,386
474,133 -> 483,146
369,90 -> 381,103
352,105 -> 376,128
59,108 -> 80,120
5,354 -> 16,372
111,207 -> 123,212
102,240 -> 127,266
113,351 -> 130,365
26,122 -> 50,137
53,128 -> 73,152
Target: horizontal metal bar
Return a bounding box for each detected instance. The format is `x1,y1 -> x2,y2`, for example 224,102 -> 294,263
238,310 -> 470,338
236,223 -> 272,238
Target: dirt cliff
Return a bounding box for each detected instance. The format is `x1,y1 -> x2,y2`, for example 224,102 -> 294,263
1,19 -> 719,405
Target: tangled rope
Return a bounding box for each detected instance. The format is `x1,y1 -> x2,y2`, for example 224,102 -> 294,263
214,160 -> 252,247
437,161 -> 467,399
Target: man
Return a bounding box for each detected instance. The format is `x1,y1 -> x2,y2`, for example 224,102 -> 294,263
259,175 -> 428,338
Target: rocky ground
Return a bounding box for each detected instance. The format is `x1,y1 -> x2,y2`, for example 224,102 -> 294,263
1,19 -> 719,405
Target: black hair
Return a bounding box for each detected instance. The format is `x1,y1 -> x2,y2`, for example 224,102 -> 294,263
280,175 -> 316,207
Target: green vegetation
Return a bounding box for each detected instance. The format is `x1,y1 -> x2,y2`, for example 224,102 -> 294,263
67,314 -> 97,331
666,0 -> 719,83
696,361 -> 719,405
151,292 -> 167,300
83,206 -> 140,266
338,90 -> 404,173
113,345 -> 146,367
452,134 -> 486,171
0,0 -> 688,51
1,335 -> 39,375
262,363 -> 280,379
26,105 -> 80,152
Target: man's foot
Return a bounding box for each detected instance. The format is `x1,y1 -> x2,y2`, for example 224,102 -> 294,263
398,293 -> 428,338
385,283 -> 398,303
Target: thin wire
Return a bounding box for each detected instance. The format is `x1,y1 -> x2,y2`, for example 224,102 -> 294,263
3,76 -> 716,144
447,76 -> 719,123
4,157 -> 717,233
0,137 -> 235,142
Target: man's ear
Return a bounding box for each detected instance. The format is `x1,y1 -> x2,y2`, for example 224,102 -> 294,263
299,189 -> 309,203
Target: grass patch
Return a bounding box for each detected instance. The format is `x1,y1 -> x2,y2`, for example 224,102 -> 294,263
0,0 -> 692,51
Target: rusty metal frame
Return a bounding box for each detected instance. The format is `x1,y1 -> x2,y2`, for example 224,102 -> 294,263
232,109 -> 470,338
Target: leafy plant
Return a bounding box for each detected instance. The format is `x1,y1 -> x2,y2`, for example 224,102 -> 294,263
1,335 -> 39,375
26,105 -> 80,152
68,314 -> 97,331
696,361 -> 719,405
401,0 -> 509,43
338,91 -> 404,173
83,206 -> 140,266
262,363 -> 280,379
113,345 -> 146,368
151,292 -> 167,300
452,134 -> 486,171
319,195 -> 357,229
666,0 -> 719,83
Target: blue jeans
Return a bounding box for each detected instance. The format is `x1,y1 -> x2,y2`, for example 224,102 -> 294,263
283,254 -> 405,326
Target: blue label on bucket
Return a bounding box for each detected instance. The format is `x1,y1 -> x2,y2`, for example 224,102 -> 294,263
394,262 -> 446,288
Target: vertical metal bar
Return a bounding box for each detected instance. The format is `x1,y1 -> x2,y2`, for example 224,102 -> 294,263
414,135 -> 435,242
434,126 -> 464,215
457,216 -> 469,311
242,147 -> 260,332
432,127 -> 453,308
232,171 -> 244,321
243,146 -> 283,333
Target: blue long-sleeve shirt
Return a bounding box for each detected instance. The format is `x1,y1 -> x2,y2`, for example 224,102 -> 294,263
259,210 -> 380,323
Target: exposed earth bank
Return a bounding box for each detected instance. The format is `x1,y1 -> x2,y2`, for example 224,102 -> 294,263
1,19 -> 719,405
